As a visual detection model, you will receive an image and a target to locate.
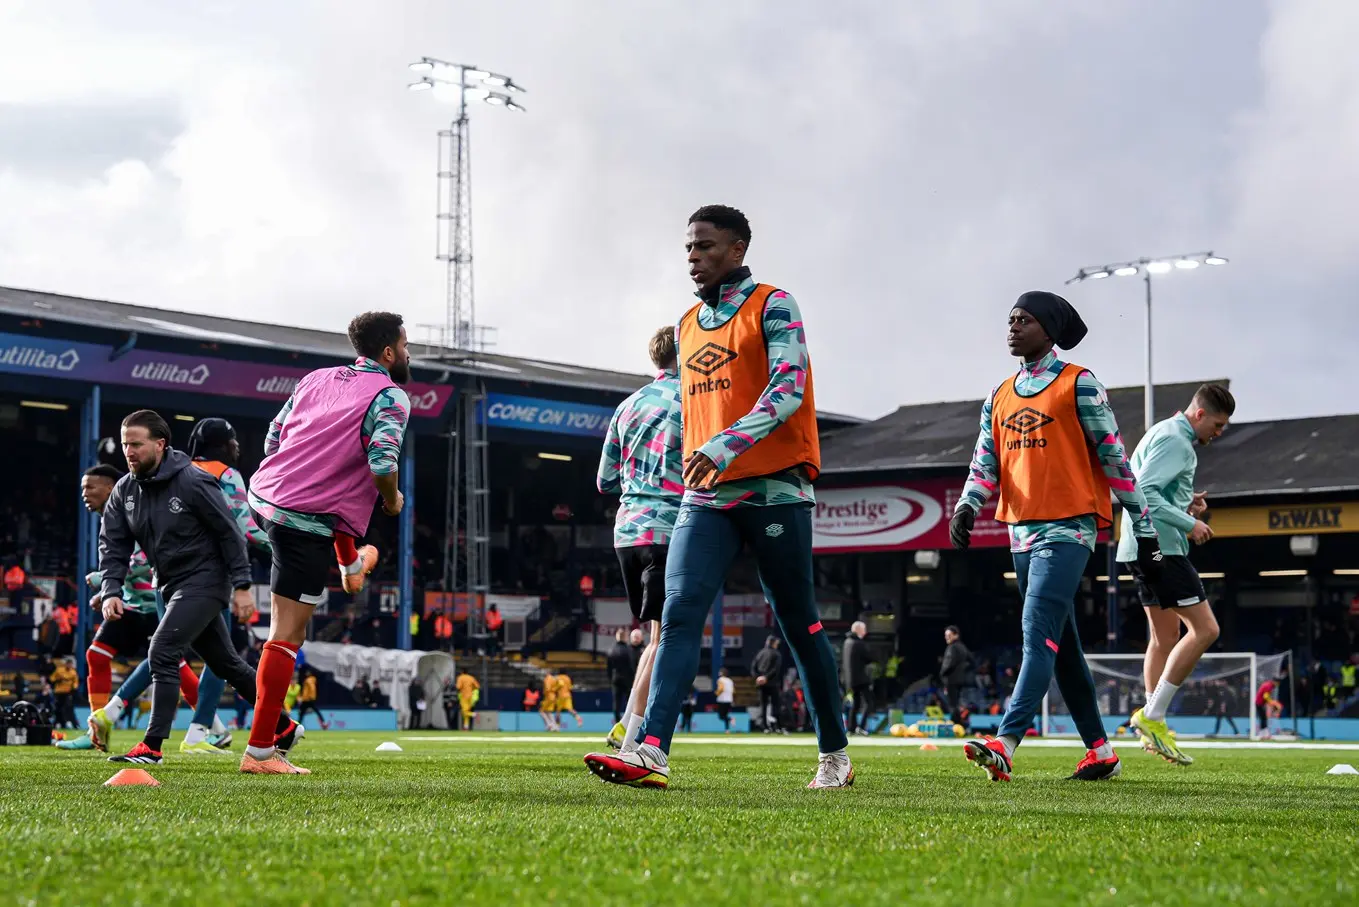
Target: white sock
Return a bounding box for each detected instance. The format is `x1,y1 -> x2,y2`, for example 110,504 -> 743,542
1094,741 -> 1115,760
1145,678 -> 1180,722
999,734 -> 1019,760
210,714 -> 227,735
637,742 -> 667,767
245,744 -> 276,760
625,712 -> 644,745
103,696 -> 125,723
184,723 -> 208,745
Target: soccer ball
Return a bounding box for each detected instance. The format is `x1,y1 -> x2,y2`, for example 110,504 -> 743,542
952,724 -> 965,737
889,723 -> 908,737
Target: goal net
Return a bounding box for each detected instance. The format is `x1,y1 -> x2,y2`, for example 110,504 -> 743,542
1040,651 -> 1292,741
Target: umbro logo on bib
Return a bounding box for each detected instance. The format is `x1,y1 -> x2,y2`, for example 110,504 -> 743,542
1001,407 -> 1054,435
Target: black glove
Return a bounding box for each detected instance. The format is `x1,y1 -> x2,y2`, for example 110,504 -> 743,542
1136,535 -> 1165,584
949,508 -> 976,550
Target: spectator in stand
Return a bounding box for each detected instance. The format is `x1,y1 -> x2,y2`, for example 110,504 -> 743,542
353,677 -> 374,707
523,682 -> 541,714
842,621 -> 874,737
50,656 -> 78,728
940,625 -> 974,723
485,604 -> 503,656
751,636 -> 784,733
607,629 -> 636,722
1342,656 -> 1357,700
11,671 -> 28,703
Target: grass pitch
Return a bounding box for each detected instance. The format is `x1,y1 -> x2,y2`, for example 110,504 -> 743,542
3,731 -> 1357,906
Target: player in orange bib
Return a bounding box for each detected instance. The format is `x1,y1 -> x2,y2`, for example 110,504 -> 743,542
950,291 -> 1164,782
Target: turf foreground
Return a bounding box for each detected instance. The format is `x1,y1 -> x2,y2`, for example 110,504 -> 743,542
4,733 -> 1357,906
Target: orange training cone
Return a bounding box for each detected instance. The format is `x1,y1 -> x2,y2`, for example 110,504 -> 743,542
104,769 -> 160,787
919,742 -> 939,752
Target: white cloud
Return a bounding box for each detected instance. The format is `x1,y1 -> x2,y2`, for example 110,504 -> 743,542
0,0 -> 1354,424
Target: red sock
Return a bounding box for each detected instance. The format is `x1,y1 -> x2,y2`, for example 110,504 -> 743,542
179,661 -> 200,709
86,644 -> 115,710
334,533 -> 358,566
249,641 -> 299,749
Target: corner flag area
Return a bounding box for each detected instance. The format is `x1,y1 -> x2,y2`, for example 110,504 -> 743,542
7,732 -> 1356,906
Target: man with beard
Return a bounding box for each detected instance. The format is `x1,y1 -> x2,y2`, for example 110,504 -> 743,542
99,410 -> 288,765
244,312 -> 411,774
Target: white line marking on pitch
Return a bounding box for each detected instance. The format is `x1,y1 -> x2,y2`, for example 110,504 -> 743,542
398,734 -> 1359,751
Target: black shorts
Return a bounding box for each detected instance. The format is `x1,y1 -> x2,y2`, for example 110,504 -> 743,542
617,545 -> 667,623
91,609 -> 159,656
1122,556 -> 1207,610
260,517 -> 334,605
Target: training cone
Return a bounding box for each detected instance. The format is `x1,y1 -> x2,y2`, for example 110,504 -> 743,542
104,768 -> 160,787
1326,763 -> 1359,776
375,742 -> 403,753
920,742 -> 939,752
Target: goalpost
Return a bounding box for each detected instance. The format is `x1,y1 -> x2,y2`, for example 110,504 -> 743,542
1040,651 -> 1293,741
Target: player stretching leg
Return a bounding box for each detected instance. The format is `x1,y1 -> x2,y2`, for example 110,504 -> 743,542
100,411 -> 287,765
597,327 -> 683,752
586,206 -> 851,790
1120,385 -> 1234,765
539,671 -> 560,731
244,312 -> 411,774
950,292 -> 1163,781
554,672 -> 584,729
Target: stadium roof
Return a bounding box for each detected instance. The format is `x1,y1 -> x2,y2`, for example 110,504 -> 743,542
0,285 -> 864,424
820,377 -> 1216,473
819,376 -> 1359,498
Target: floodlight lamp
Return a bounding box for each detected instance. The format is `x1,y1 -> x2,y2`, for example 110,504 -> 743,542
465,68 -> 491,80
1204,255 -> 1228,265
407,80 -> 433,92
464,87 -> 491,101
484,95 -> 505,106
1113,266 -> 1139,277
409,60 -> 434,73
506,100 -> 526,112
1174,258 -> 1200,269
1146,261 -> 1172,275
482,73 -> 510,87
1086,270 -> 1110,280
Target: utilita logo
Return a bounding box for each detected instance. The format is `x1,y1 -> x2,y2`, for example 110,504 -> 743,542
256,376 -> 300,396
0,344 -> 80,372
409,389 -> 441,412
813,487 -> 943,542
131,362 -> 210,386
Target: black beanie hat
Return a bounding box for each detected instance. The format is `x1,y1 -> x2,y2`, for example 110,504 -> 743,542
1014,290 -> 1088,350
187,418 -> 236,459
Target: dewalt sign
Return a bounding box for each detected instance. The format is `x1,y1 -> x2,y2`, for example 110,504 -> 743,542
1205,503 -> 1354,539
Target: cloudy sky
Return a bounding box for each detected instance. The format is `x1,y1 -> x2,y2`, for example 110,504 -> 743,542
1,0 -> 1355,423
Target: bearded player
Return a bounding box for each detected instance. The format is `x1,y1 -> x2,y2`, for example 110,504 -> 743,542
1122,384 -> 1235,765
244,312 -> 410,774
56,466 -> 203,753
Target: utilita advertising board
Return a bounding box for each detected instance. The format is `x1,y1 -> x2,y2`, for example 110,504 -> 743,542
812,480 -> 1012,554
0,331 -> 454,417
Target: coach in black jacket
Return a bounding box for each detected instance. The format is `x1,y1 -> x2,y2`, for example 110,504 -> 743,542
842,622 -> 875,736
97,410 -> 264,762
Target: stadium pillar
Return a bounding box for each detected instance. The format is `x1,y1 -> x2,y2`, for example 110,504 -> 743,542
711,591 -> 724,683
1105,542 -> 1120,651
74,384 -> 101,681
397,438 -> 415,651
